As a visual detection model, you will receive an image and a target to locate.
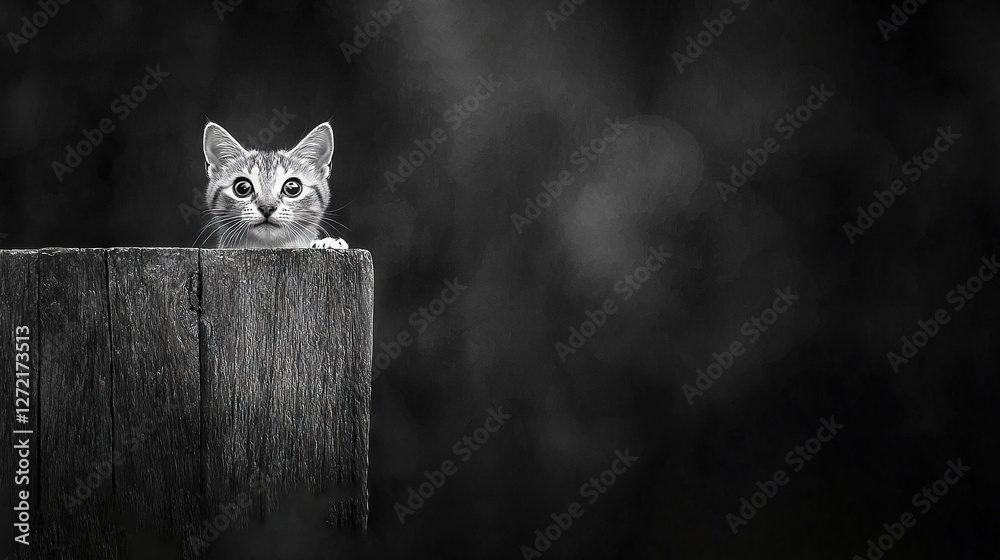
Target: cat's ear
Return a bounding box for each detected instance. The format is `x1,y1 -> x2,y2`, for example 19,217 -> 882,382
203,122 -> 246,176
289,122 -> 334,171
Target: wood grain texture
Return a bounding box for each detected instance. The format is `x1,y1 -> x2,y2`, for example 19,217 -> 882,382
37,249 -> 121,559
106,248 -> 202,556
201,249 -> 374,540
199,248 -> 374,537
0,251 -> 38,560
1,247 -> 373,557
323,249 -> 374,529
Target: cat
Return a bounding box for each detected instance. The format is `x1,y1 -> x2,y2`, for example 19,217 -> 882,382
201,121 -> 349,249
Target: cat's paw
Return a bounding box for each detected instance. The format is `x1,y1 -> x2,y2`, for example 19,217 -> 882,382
310,237 -> 349,250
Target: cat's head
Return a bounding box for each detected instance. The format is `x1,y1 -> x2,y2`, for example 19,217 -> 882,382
202,121 -> 334,248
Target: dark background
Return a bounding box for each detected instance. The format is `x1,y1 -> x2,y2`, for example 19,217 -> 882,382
2,0 -> 999,558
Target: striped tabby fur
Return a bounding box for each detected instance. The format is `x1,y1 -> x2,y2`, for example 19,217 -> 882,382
201,121 -> 348,249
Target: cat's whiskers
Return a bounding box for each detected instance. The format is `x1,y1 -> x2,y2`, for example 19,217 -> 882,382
238,223 -> 253,248
202,120 -> 336,249
326,200 -> 354,215
193,214 -> 245,248
204,215 -> 247,243
193,219 -> 237,248
239,221 -> 256,248
284,219 -> 314,248
285,220 -> 311,247
316,215 -> 350,236
217,222 -> 236,249
312,224 -> 333,241
305,216 -> 345,244
219,220 -> 250,249
303,220 -> 333,242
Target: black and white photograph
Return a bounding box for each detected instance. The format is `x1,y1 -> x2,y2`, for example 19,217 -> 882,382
0,0 -> 998,558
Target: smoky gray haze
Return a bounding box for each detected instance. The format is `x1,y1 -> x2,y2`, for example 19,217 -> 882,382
1,0 -> 999,558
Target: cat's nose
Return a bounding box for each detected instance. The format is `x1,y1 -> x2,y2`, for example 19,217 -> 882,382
258,205 -> 276,218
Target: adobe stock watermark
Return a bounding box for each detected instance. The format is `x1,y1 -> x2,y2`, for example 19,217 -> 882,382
187,471 -> 272,556
544,0 -> 588,31
383,75 -> 503,192
555,245 -> 671,363
372,277 -> 468,380
851,458 -> 970,560
61,396 -> 179,513
886,253 -> 997,372
6,0 -> 72,54
178,107 -> 297,224
877,0 -> 931,41
842,126 -> 960,244
213,0 -> 244,21
511,117 -> 629,233
341,0 -> 406,63
394,407 -> 511,524
682,287 -> 800,404
519,448 -> 639,559
672,0 -> 751,73
716,84 -> 834,202
726,416 -> 844,535
51,64 -> 170,183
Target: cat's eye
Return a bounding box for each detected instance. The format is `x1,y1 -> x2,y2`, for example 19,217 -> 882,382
233,178 -> 253,198
282,179 -> 303,198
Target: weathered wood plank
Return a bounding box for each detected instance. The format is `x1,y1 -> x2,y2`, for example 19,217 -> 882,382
106,248 -> 202,556
36,249 -> 121,559
0,251 -> 38,560
1,247 -> 372,558
199,248 -> 373,549
323,250 -> 374,529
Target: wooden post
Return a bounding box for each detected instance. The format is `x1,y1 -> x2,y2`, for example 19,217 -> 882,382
106,248 -> 202,551
0,248 -> 373,559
